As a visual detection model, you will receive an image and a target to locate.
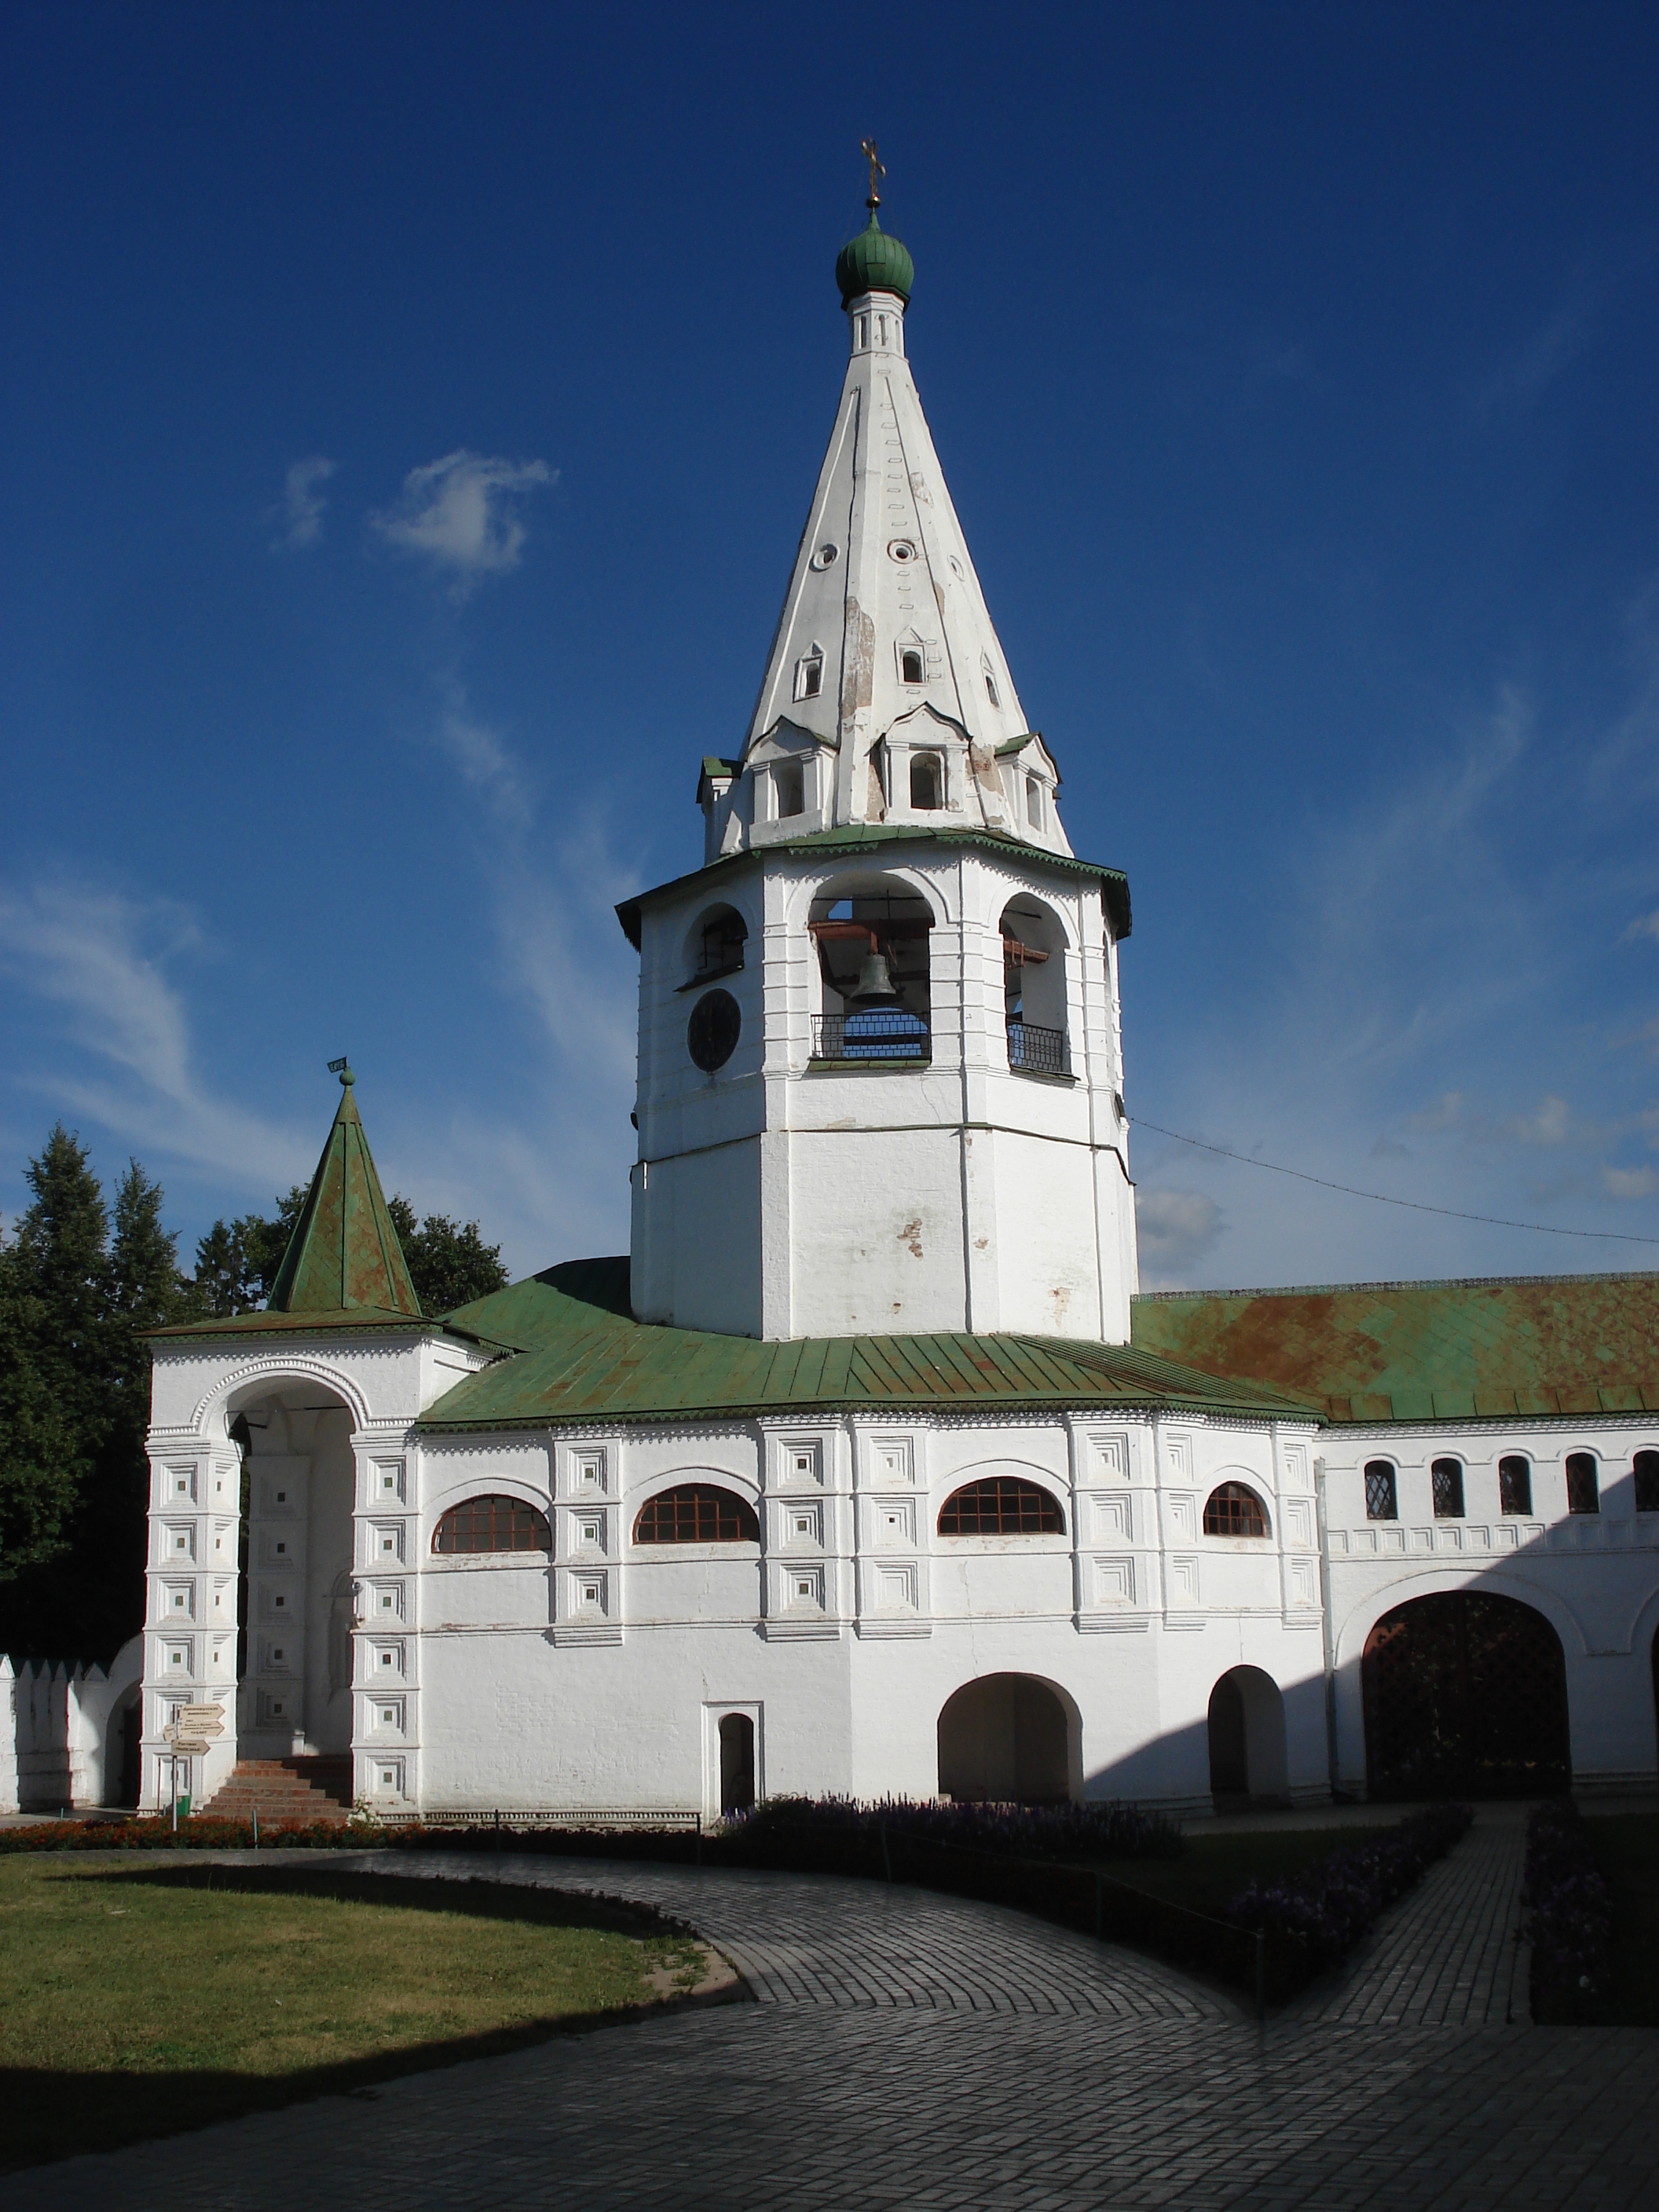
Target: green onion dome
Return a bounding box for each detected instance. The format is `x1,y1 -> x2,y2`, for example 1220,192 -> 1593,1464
835,210 -> 914,306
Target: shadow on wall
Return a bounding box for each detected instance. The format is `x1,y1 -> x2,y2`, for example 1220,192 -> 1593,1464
1,1634 -> 144,1812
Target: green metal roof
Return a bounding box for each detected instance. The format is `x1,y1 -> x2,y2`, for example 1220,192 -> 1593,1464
153,1070 -> 431,1342
413,1258 -> 1310,1433
835,210 -> 914,306
617,826 -> 1131,944
1130,1273 -> 1659,1424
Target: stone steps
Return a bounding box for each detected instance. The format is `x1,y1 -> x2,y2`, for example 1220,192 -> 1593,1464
199,1756 -> 354,1825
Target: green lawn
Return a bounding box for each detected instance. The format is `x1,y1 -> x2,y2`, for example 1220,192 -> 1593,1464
1583,1813 -> 1659,2027
1100,1825 -> 1393,1918
0,1858 -> 709,2172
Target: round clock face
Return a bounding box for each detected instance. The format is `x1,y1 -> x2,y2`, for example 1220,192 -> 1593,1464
687,988 -> 741,1072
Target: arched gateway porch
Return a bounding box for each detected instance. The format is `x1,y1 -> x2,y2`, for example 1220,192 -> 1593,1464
937,1673 -> 1081,1804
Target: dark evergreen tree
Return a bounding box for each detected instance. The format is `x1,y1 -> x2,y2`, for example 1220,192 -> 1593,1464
387,1196 -> 510,1315
192,1186 -> 308,1316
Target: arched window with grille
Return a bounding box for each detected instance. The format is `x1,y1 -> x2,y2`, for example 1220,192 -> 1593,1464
1566,1452 -> 1599,1516
633,1484 -> 760,1544
1202,1482 -> 1269,1537
937,1478 -> 1064,1536
1499,1456 -> 1532,1516
432,1496 -> 551,1555
1635,1451 -> 1659,1514
1364,1461 -> 1398,1522
1431,1458 -> 1465,1519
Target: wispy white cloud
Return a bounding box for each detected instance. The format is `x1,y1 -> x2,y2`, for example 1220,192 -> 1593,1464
371,450 -> 554,595
1624,910 -> 1659,944
0,881 -> 309,1189
271,454 -> 335,551
437,691 -> 534,831
1134,1188 -> 1223,1287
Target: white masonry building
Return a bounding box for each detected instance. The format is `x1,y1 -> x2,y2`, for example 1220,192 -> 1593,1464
137,193 -> 1659,1825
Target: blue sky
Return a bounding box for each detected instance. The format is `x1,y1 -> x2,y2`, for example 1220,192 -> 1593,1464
4,2 -> 1658,1294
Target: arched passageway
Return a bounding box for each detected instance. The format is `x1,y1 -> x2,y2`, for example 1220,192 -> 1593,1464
112,1690 -> 142,1808
937,1673 -> 1075,1803
1362,1591 -> 1569,1799
1207,1666 -> 1288,1808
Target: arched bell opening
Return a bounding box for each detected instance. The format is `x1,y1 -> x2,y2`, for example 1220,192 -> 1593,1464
936,1672 -> 1080,1804
1361,1591 -> 1569,1800
808,873 -> 934,1064
222,1376 -> 361,1769
1207,1666 -> 1289,1810
1000,895 -> 1069,1079
110,1688 -> 144,1808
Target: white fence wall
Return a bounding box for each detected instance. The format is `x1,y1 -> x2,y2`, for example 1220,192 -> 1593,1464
0,1636 -> 144,1812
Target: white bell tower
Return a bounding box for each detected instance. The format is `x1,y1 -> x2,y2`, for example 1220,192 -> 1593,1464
618,172 -> 1138,1343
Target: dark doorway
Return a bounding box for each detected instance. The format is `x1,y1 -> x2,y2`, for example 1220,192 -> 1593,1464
719,1712 -> 755,1814
937,1673 -> 1074,1803
1207,1675 -> 1248,1800
116,1693 -> 142,1808
1362,1591 -> 1569,1798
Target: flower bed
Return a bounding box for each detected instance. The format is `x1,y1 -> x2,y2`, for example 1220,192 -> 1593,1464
717,1794 -> 1184,1866
1522,1799 -> 1612,2022
1222,1803 -> 1474,1982
0,1814 -> 369,1855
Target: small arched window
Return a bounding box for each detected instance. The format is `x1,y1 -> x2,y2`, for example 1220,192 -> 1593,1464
983,660 -> 1001,709
1364,1461 -> 1397,1521
1499,1456 -> 1532,1516
795,653 -> 823,701
1203,1482 -> 1269,1537
1431,1458 -> 1465,1518
937,1477 -> 1064,1536
901,647 -> 925,685
1026,775 -> 1043,830
1566,1452 -> 1599,1515
910,753 -> 943,809
633,1484 -> 760,1544
1635,1450 -> 1659,1514
433,1496 -> 551,1555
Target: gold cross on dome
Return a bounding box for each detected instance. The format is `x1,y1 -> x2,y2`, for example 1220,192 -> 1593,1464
861,137 -> 885,206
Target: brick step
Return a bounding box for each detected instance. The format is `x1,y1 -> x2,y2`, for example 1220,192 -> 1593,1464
199,1756 -> 355,1824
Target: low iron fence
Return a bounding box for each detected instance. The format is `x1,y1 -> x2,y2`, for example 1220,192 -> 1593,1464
1007,1020 -> 1067,1076
811,1012 -> 932,1064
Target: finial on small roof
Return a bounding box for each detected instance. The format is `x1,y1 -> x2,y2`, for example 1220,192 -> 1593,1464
861,136 -> 885,211
328,1055 -> 354,1088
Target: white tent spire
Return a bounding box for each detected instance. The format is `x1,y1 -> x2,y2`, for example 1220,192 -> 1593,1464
701,182 -> 1070,863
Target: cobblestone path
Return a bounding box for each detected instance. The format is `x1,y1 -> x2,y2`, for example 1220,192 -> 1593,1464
14,1826 -> 1658,2210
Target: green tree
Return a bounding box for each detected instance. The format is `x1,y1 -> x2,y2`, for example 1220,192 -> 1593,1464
0,1240 -> 81,1589
386,1196 -> 510,1315
192,1186 -> 308,1316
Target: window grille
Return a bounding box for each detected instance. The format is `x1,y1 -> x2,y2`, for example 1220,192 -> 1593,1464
1566,1452 -> 1599,1515
1364,1461 -> 1397,1522
1635,1450 -> 1659,1514
1499,1456 -> 1532,1516
1202,1482 -> 1268,1537
936,1477 -> 1064,1536
432,1496 -> 551,1555
632,1485 -> 760,1545
1431,1459 -> 1465,1519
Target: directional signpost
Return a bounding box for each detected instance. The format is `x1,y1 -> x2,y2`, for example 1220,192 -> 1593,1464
163,1702 -> 225,1828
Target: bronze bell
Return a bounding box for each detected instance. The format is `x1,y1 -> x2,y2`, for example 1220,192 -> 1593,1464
848,946 -> 901,1008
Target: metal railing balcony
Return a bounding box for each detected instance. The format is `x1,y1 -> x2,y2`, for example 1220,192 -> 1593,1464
1007,1020 -> 1068,1077
811,1011 -> 932,1064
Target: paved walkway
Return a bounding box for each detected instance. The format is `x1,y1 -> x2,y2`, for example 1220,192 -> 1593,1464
1288,1806 -> 1531,2028
13,1825 -> 1659,2210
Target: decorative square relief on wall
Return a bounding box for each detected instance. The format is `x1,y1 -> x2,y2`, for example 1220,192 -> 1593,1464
1284,1498 -> 1314,1547
573,1509 -> 607,1554
163,1581 -> 194,1620
1163,1433 -> 1192,1484
1281,1443 -> 1309,1489
368,1694 -> 405,1735
1087,1430 -> 1130,1482
778,1437 -> 826,1488
1092,1555 -> 1135,1605
1286,1558 -> 1318,1609
163,1523 -> 196,1564
259,1478 -> 298,1515
783,1501 -> 823,1548
370,1641 -> 405,1677
368,1524 -> 405,1566
786,1563 -> 826,1610
257,1689 -> 291,1725
569,1448 -> 607,1496
871,1497 -> 916,1547
1092,1493 -> 1132,1543
1165,1494 -> 1197,1543
1166,1555 -> 1200,1610
371,1758 -> 406,1798
260,1638 -> 291,1672
165,1464 -> 196,1504
372,1459 -> 406,1505
873,1562 -> 918,1610
870,1436 -> 915,1486
259,1530 -> 298,1570
368,1580 -> 405,1623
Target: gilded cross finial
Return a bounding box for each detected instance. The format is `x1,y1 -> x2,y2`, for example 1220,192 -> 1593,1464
861,137 -> 884,210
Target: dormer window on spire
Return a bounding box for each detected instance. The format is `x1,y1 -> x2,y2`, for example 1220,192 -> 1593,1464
794,650 -> 824,701
901,647 -> 924,686
983,659 -> 1002,710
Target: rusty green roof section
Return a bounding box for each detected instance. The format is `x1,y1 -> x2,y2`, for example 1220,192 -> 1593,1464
413,1257 -> 1310,1432
1130,1273 -> 1659,1424
265,1069 -> 422,1320
617,825 -> 1131,945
